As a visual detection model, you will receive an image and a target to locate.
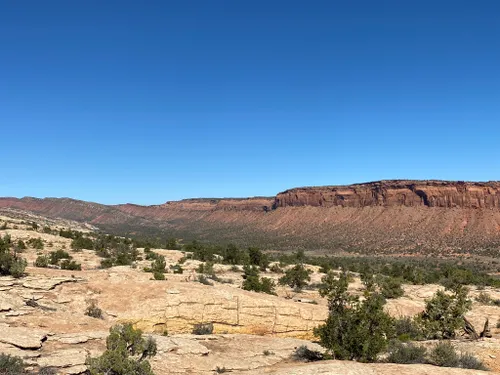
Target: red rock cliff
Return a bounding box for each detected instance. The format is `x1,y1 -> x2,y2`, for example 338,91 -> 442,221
274,180 -> 500,209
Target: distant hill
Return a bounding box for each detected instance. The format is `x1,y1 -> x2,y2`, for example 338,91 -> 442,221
1,180 -> 500,256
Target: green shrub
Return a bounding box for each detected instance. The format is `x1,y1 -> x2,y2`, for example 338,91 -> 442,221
27,237 -> 44,249
0,353 -> 26,375
49,249 -> 71,265
71,236 -> 95,250
100,259 -> 114,269
386,341 -> 427,364
60,259 -> 82,270
248,247 -> 269,270
151,255 -> 166,274
7,258 -> 27,278
293,345 -> 324,362
378,276 -> 404,299
279,263 -> 311,291
393,316 -> 423,341
417,285 -> 472,339
192,322 -> 213,335
34,255 -> 50,268
16,240 -> 26,251
170,264 -> 183,274
85,300 -> 103,319
197,262 -> 215,276
242,265 -> 276,295
458,352 -> 488,370
314,271 -> 393,362
153,271 -> 165,280
0,251 -> 26,278
86,324 -> 157,375
429,342 -> 459,367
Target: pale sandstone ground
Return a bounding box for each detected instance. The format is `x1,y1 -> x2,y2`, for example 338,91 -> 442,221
0,214 -> 499,374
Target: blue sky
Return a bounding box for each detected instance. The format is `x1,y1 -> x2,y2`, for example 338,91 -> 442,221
1,1 -> 499,204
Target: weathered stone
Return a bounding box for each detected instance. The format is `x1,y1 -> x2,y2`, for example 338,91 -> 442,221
0,326 -> 47,349
22,277 -> 81,291
37,349 -> 87,368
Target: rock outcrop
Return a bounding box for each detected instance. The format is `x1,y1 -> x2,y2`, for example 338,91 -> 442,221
275,180 -> 500,209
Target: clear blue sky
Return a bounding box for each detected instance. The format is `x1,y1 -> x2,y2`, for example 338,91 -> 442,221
1,1 -> 499,205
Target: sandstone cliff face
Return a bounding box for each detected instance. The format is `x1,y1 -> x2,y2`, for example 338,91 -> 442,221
275,180 -> 500,209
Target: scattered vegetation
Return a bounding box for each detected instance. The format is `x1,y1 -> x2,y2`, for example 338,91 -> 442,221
27,237 -> 44,250
85,324 -> 157,375
241,265 -> 276,295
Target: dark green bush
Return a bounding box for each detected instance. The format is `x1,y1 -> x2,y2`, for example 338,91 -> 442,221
27,237 -> 44,249
34,255 -> 50,268
60,259 -> 82,270
85,300 -> 103,319
242,265 -> 276,295
49,249 -> 71,265
0,353 -> 26,375
417,285 -> 471,339
314,271 -> 394,362
16,240 -> 26,251
393,316 -> 423,341
192,322 -> 214,335
170,264 -> 183,274
279,263 -> 311,291
153,271 -> 165,280
86,324 -> 157,375
378,276 -> 404,299
0,236 -> 27,278
71,236 -> 95,250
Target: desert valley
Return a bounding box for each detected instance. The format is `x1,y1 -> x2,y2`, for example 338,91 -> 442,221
1,181 -> 500,374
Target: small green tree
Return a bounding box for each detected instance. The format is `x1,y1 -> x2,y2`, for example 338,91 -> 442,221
279,263 -> 311,291
378,276 -> 404,299
417,285 -> 471,339
0,236 -> 27,278
248,247 -> 269,270
241,265 -> 276,295
35,255 -> 50,268
314,271 -> 394,362
86,324 -> 157,375
151,255 -> 166,274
